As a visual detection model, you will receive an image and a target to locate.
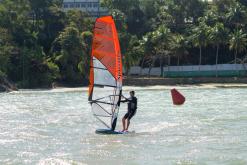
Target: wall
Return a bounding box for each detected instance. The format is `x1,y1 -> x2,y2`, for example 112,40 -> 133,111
128,64 -> 247,77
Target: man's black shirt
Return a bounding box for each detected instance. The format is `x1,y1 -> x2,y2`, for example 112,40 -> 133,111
121,96 -> 137,112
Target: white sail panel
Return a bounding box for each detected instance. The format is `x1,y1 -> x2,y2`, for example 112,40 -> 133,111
93,58 -> 116,87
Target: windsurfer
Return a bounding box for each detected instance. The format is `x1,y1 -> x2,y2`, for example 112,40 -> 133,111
120,91 -> 137,132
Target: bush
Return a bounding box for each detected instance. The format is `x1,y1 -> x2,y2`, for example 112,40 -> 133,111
46,60 -> 60,83
0,70 -> 6,78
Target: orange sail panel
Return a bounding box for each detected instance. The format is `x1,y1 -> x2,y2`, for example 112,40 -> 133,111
92,16 -> 122,80
88,16 -> 123,131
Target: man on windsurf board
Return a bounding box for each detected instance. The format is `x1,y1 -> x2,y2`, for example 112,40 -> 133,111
120,91 -> 137,132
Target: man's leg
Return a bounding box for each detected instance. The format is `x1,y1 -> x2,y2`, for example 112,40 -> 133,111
126,110 -> 136,131
122,117 -> 126,131
122,112 -> 130,131
126,119 -> 130,131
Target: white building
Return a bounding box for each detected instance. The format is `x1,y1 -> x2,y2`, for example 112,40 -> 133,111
62,0 -> 108,17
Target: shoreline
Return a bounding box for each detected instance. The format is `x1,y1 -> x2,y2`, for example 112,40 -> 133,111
8,83 -> 247,94
1,77 -> 247,92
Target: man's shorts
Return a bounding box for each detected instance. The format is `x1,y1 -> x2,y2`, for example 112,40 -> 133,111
123,109 -> 136,120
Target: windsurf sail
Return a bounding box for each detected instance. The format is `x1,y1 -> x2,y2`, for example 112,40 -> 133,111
88,16 -> 122,131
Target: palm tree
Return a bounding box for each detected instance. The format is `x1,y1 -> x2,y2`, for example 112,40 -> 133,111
141,25 -> 172,77
190,21 -> 209,68
229,29 -> 247,64
151,25 -> 172,76
170,34 -> 189,66
141,31 -> 156,76
226,2 -> 247,28
123,35 -> 144,76
208,23 -> 229,76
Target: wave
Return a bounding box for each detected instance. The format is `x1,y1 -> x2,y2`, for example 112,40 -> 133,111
8,83 -> 247,95
37,158 -> 87,165
136,121 -> 179,134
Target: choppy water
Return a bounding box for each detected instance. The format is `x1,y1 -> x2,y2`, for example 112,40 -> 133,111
0,86 -> 247,165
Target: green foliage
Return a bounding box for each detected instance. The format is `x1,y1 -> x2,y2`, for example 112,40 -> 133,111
1,0 -> 247,87
208,23 -> 229,66
0,0 -> 95,87
229,29 -> 247,63
54,25 -> 86,84
0,70 -> 5,78
0,27 -> 13,74
46,60 -> 60,80
170,34 -> 189,65
191,21 -> 209,48
151,25 -> 172,55
66,10 -> 93,32
79,31 -> 92,77
123,35 -> 144,74
209,23 -> 229,46
111,9 -> 127,32
229,29 -> 247,52
103,0 -> 146,36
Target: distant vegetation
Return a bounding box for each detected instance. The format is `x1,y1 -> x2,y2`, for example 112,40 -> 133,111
0,0 -> 247,88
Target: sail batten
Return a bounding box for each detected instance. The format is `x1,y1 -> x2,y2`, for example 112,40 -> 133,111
88,16 -> 122,131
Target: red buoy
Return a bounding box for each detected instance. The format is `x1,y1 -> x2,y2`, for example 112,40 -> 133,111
171,88 -> 185,105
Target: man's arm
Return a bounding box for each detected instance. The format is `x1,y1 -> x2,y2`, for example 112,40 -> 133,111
120,95 -> 130,103
120,99 -> 127,103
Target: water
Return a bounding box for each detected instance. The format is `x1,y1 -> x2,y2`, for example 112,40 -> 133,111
0,86 -> 247,165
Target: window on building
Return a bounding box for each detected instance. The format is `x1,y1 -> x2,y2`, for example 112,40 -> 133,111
76,3 -> 80,8
87,3 -> 92,8
70,3 -> 74,8
64,4 -> 68,8
80,3 -> 86,8
93,3 -> 99,8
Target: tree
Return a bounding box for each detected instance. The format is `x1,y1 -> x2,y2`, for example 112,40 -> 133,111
239,0 -> 247,6
0,27 -> 13,76
140,0 -> 161,32
122,35 -> 144,75
66,10 -> 93,32
78,31 -> 92,79
151,25 -> 172,75
29,0 -> 66,54
190,20 -> 210,67
225,2 -> 247,28
111,9 -> 127,33
156,0 -> 206,32
229,29 -> 247,64
0,0 -> 60,88
141,31 -> 156,75
208,23 -> 229,76
102,0 -> 146,37
170,34 -> 189,66
54,25 -> 87,84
